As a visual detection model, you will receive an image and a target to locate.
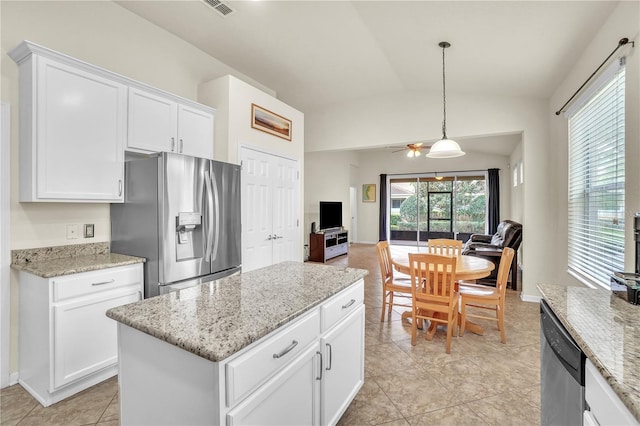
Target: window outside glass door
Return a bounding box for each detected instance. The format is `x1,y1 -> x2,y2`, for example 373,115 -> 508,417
389,174 -> 486,245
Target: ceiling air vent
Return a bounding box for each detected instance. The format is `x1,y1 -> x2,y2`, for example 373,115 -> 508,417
203,0 -> 236,17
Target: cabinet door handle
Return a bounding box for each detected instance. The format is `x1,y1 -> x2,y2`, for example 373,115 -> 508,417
342,299 -> 356,309
179,138 -> 184,153
266,235 -> 273,241
118,179 -> 123,197
326,343 -> 332,371
316,351 -> 323,380
273,340 -> 298,359
92,279 -> 115,286
171,137 -> 175,152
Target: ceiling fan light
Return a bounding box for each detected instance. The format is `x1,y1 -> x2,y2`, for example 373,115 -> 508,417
414,150 -> 421,157
407,150 -> 414,158
426,138 -> 465,158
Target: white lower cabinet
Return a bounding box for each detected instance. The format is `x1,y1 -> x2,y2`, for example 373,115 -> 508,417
321,305 -> 365,425
226,342 -> 320,426
117,279 -> 365,426
19,263 -> 143,406
585,358 -> 638,425
53,288 -> 141,389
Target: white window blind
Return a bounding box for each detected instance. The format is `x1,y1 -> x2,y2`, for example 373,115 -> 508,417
568,58 -> 625,288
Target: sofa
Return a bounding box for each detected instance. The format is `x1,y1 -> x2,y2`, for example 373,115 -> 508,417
462,220 -> 523,289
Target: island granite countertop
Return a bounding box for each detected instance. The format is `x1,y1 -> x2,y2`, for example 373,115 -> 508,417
107,261 -> 368,363
11,242 -> 145,278
538,283 -> 640,422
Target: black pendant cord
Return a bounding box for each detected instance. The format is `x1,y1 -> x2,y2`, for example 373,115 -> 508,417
555,37 -> 634,116
440,41 -> 450,139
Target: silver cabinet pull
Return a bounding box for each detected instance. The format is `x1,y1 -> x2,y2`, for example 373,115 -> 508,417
342,299 -> 356,309
273,340 -> 298,359
326,343 -> 332,371
92,279 -> 115,286
266,235 -> 273,241
316,351 -> 323,380
118,179 -> 123,197
179,138 -> 184,153
171,137 -> 175,152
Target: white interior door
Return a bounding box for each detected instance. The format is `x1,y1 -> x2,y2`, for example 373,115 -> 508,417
241,147 -> 300,273
241,148 -> 274,273
349,186 -> 357,243
271,157 -> 300,265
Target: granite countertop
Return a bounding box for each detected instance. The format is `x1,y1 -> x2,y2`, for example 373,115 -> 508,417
107,261 -> 368,362
538,283 -> 640,422
11,242 -> 145,278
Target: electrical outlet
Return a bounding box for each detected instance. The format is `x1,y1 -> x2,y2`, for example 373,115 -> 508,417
84,224 -> 95,238
66,224 -> 79,240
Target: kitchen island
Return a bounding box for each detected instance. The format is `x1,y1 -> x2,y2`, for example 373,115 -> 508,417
107,261 -> 368,425
538,283 -> 640,424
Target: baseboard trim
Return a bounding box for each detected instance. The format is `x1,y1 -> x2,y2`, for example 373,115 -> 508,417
520,293 -> 542,303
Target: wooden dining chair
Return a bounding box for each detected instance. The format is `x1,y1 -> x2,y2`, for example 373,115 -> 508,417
427,239 -> 463,257
376,241 -> 412,322
459,247 -> 515,343
408,253 -> 459,353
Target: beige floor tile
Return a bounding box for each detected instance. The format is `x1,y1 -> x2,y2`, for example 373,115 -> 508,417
365,342 -> 421,377
466,390 -> 541,426
20,377 -> 117,426
406,404 -> 489,426
0,386 -> 38,426
337,379 -> 404,426
394,335 -> 469,368
373,370 -> 460,418
98,392 -> 119,422
376,418 -> 411,426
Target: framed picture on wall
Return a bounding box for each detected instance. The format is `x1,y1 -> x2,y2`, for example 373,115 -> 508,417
251,103 -> 292,141
362,184 -> 376,202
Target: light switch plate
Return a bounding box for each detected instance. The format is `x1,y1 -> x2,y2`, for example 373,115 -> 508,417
84,224 -> 95,238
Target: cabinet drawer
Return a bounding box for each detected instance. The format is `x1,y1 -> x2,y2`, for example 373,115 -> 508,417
225,309 -> 320,407
321,279 -> 364,332
52,264 -> 142,302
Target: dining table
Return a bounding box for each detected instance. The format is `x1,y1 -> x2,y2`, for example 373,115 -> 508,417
389,244 -> 495,337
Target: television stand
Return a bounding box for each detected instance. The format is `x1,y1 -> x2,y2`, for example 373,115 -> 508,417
309,229 -> 349,262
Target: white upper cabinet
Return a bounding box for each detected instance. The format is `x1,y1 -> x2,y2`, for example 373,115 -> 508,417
10,44 -> 126,202
178,104 -> 214,159
128,88 -> 214,159
9,40 -> 216,203
127,88 -> 178,154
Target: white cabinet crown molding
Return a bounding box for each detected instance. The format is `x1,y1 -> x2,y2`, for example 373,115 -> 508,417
8,40 -> 215,115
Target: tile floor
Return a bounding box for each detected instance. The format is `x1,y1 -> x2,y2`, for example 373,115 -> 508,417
1,243 -> 541,425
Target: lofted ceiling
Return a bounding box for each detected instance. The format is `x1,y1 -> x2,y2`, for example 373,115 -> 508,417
116,0 -> 618,156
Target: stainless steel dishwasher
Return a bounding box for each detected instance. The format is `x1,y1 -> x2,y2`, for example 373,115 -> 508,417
540,299 -> 586,426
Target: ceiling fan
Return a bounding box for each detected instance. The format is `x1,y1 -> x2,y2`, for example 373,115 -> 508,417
392,142 -> 431,158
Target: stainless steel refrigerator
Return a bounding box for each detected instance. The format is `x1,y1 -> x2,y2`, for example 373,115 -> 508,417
111,152 -> 241,298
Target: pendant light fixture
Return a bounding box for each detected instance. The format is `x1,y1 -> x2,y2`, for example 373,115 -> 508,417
427,41 -> 465,158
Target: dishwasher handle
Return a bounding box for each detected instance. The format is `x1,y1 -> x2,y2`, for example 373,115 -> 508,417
540,299 -> 585,385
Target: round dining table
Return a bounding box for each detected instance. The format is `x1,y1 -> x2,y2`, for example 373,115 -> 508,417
388,244 -> 495,336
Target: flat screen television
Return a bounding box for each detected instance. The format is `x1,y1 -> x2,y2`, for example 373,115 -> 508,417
319,201 -> 342,230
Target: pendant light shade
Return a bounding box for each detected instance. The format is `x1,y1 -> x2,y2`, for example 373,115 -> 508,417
427,41 -> 465,159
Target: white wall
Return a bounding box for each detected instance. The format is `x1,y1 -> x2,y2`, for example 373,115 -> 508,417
548,1 -> 640,285
304,151 -> 360,245
199,75 -> 304,165
0,0 -> 274,376
305,90 -> 549,299
199,75 -> 305,256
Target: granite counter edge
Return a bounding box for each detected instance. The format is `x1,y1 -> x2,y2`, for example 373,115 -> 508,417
537,283 -> 640,422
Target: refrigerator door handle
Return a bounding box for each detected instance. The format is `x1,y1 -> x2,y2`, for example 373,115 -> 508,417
211,167 -> 221,261
204,169 -> 214,261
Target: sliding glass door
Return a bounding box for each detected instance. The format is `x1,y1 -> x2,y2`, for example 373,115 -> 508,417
388,173 -> 487,245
